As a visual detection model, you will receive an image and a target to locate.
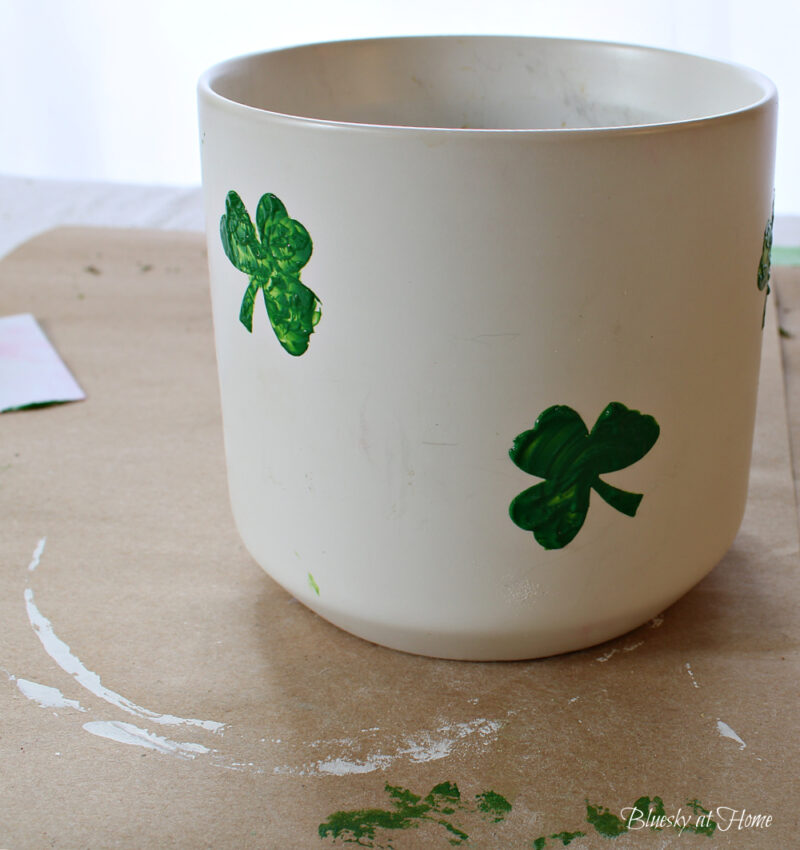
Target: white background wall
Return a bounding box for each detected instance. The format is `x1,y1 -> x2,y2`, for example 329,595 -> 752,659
0,0 -> 797,216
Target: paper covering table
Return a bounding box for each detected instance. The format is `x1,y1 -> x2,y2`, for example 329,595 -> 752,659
1,227 -> 798,848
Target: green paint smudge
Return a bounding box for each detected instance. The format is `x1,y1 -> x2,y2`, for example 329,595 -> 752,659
586,802 -> 629,837
509,402 -> 660,549
425,781 -> 461,815
321,788 -> 716,847
585,796 -> 716,840
619,796 -> 669,833
550,831 -> 586,845
475,790 -> 512,822
683,799 -> 717,836
532,831 -> 587,848
318,803 -> 421,846
319,781 -> 512,847
319,781 -> 467,847
758,201 -> 774,329
308,572 -> 320,595
1,400 -> 70,413
220,190 -> 320,356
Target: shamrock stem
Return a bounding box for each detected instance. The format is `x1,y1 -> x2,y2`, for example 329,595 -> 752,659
592,477 -> 643,517
239,277 -> 262,332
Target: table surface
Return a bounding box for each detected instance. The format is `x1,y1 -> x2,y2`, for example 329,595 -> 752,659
0,181 -> 798,849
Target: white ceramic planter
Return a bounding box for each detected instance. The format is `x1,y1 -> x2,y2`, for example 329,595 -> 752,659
198,36 -> 777,660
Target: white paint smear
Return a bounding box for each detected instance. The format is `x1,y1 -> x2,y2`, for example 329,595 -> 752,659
402,719 -> 501,762
275,717 -> 503,777
28,537 -> 46,571
596,641 -> 643,662
316,756 -> 393,776
685,662 -> 700,688
24,587 -> 224,733
716,720 -> 746,749
16,677 -> 87,711
649,614 -> 665,628
83,720 -> 210,759
596,648 -> 618,662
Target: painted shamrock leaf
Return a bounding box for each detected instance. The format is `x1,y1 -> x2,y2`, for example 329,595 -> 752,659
509,402 -> 660,550
757,201 -> 774,329
220,190 -> 321,356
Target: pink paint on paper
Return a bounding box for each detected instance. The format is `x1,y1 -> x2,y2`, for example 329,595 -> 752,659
0,313 -> 85,411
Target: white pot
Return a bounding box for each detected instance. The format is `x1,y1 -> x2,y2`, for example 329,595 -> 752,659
198,36 -> 777,659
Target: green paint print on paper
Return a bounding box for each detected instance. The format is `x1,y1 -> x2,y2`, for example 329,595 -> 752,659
308,572 -> 320,596
509,402 -> 660,549
597,795 -> 717,838
532,830 -> 586,848
550,831 -> 587,845
532,796 -> 716,847
220,190 -> 320,356
319,781 -> 511,848
683,799 -> 717,837
758,202 -> 774,329
476,790 -> 512,822
586,802 -> 630,837
321,786 -> 715,848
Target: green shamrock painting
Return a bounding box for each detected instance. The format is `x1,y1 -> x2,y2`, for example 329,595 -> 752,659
509,402 -> 660,550
757,202 -> 774,329
220,190 -> 320,356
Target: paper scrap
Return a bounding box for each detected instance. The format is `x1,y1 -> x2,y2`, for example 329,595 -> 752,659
0,313 -> 85,412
